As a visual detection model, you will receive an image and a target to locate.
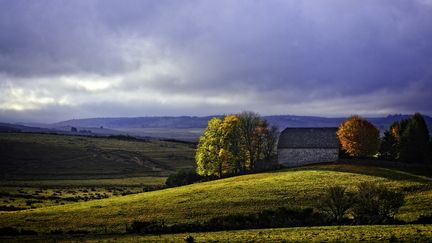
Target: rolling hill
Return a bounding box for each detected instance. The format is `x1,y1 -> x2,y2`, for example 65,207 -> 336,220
0,133 -> 195,180
45,114 -> 432,141
0,162 -> 431,235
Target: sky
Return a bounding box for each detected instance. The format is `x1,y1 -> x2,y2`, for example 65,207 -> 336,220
0,0 -> 431,123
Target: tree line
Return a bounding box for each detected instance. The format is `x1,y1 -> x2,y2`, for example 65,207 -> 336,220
337,112 -> 431,164
195,111 -> 278,177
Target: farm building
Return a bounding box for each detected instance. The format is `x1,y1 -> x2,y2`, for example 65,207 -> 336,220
277,127 -> 339,167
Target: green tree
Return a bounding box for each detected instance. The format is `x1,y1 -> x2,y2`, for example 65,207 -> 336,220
379,122 -> 400,161
399,113 -> 431,163
195,112 -> 276,176
219,115 -> 242,174
336,115 -> 380,157
196,118 -> 223,177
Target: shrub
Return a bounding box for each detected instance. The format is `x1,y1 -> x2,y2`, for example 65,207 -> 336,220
130,220 -> 166,234
320,185 -> 354,224
128,207 -> 326,234
352,182 -> 404,224
166,169 -> 202,187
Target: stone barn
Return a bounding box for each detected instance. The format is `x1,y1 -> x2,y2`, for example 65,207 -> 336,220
277,127 -> 339,167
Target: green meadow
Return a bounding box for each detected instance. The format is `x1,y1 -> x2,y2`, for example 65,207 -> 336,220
0,133 -> 431,241
1,163 -> 431,235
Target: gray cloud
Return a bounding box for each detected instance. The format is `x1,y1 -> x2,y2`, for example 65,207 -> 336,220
0,0 -> 431,122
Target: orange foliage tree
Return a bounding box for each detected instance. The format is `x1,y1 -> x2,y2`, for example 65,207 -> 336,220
337,115 -> 380,157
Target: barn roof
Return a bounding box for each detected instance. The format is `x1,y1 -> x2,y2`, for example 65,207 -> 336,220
277,127 -> 339,149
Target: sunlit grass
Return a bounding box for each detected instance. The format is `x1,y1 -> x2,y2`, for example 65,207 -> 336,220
83,225 -> 432,242
0,163 -> 430,234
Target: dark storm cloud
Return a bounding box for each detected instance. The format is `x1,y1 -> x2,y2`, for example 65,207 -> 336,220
0,0 -> 431,122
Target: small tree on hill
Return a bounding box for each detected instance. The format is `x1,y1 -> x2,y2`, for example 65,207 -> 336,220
352,182 -> 404,224
320,185 -> 354,224
336,115 -> 380,158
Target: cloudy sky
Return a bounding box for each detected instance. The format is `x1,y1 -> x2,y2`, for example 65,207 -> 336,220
1,0 -> 431,123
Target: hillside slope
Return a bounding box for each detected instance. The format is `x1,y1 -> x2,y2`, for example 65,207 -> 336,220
0,163 -> 431,234
0,133 -> 195,179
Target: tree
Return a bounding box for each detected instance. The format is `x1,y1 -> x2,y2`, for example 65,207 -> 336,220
219,115 -> 242,174
263,125 -> 278,161
237,111 -> 263,170
196,118 -> 223,177
352,182 -> 404,224
399,113 -> 431,163
336,115 -> 380,157
320,185 -> 353,224
379,122 -> 400,161
195,112 -> 277,176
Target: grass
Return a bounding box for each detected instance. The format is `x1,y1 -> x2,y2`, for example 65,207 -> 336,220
0,133 -> 195,179
0,132 -> 192,210
0,177 -> 166,210
0,163 -> 431,234
1,225 -> 431,242
83,224 -> 432,242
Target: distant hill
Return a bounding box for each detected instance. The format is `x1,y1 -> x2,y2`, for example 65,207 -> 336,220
51,114 -> 432,132
2,114 -> 430,141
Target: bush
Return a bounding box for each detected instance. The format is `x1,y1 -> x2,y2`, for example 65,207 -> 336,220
130,221 -> 167,234
166,169 -> 202,187
128,207 -> 326,234
320,185 -> 354,224
353,182 -> 404,224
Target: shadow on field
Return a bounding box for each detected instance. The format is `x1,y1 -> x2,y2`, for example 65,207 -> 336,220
295,160 -> 432,184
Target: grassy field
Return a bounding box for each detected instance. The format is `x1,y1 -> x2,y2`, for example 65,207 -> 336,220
0,162 -> 431,235
71,224 -> 432,242
1,225 -> 431,242
0,177 -> 167,210
0,133 -> 196,179
0,132 -> 195,210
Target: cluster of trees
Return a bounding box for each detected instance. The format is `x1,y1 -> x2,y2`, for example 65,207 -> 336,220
380,113 -> 431,163
337,113 -> 431,164
195,111 -> 278,177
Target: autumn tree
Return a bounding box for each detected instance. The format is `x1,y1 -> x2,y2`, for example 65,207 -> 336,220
195,112 -> 278,177
336,115 -> 380,157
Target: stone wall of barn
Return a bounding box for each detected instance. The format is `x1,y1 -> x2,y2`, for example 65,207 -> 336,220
277,148 -> 338,167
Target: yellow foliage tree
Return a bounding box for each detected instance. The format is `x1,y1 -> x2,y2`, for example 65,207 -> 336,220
337,115 -> 380,157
